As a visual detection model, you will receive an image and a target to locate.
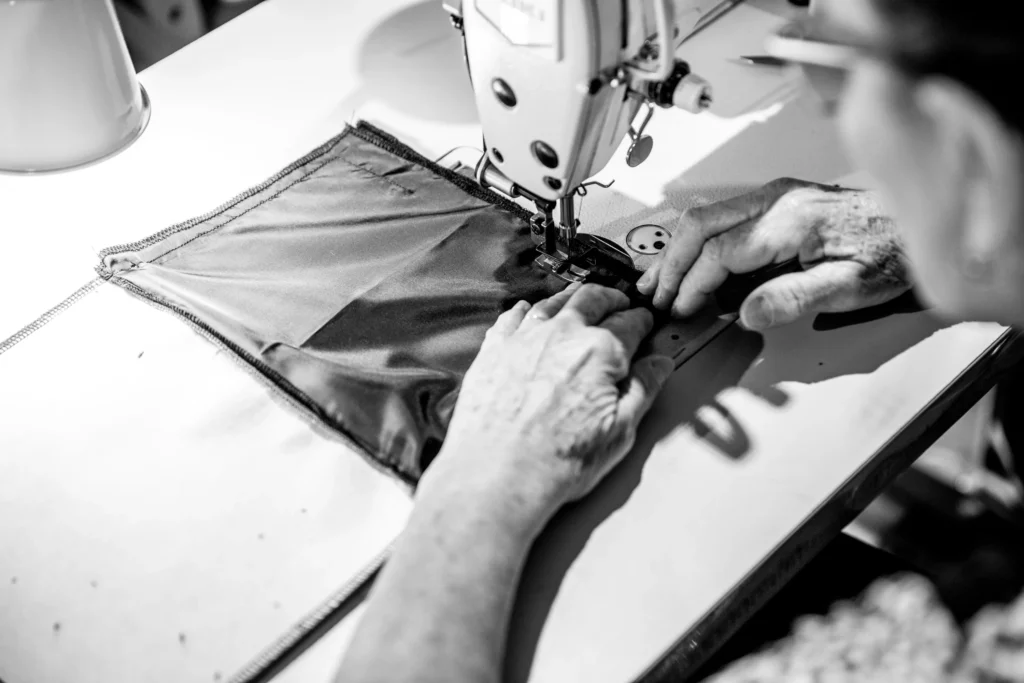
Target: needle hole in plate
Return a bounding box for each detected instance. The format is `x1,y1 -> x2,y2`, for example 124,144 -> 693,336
626,224 -> 671,255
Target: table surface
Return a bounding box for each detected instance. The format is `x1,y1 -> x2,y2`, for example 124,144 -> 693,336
0,1 -> 1012,683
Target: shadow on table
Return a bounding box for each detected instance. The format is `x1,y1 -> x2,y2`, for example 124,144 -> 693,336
301,1 -> 479,152
743,305 -> 953,393
502,298 -> 955,682
660,92 -> 851,207
354,2 -> 477,125
502,326 -> 766,683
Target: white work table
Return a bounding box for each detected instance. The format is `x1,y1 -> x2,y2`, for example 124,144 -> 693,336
1,2 -> 1019,683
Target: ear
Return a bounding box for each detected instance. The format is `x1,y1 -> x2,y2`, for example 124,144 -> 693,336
914,76 -> 1024,265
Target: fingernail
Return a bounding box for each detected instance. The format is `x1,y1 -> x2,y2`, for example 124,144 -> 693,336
652,290 -> 669,310
652,355 -> 675,379
636,272 -> 653,292
741,295 -> 774,330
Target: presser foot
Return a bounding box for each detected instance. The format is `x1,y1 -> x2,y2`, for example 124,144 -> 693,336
531,233 -> 640,292
529,230 -> 741,371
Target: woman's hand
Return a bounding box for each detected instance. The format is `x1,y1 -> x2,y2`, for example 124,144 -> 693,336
425,283 -> 675,515
636,178 -> 912,330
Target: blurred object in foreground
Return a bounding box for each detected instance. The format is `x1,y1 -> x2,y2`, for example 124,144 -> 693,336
706,573 -> 962,682
0,0 -> 151,173
707,569 -> 1024,682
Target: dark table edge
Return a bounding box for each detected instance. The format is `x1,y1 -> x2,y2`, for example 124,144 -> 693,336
636,326 -> 1024,683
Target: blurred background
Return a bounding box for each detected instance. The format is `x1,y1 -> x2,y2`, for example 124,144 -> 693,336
114,0 -> 265,70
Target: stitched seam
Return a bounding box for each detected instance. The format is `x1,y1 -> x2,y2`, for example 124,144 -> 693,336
106,274 -> 418,488
95,122 -> 527,486
0,279 -> 104,357
336,158 -> 415,195
150,156 -> 337,265
95,132 -> 352,263
350,122 -> 535,223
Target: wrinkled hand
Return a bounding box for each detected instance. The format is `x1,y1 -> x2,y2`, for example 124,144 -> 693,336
433,283 -> 675,508
635,178 -> 912,330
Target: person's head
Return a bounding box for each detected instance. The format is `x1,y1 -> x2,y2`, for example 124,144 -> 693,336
783,0 -> 1024,325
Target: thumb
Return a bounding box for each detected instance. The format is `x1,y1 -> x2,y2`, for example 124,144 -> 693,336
618,355 -> 676,427
739,261 -> 864,330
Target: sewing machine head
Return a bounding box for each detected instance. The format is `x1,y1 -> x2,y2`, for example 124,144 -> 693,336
445,0 -> 715,286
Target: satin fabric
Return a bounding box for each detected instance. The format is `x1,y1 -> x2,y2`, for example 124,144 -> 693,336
98,123 -> 564,484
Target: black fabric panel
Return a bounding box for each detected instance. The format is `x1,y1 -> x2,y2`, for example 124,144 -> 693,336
98,123 -> 565,484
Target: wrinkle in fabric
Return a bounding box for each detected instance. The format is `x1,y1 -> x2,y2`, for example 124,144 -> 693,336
98,123 -> 565,484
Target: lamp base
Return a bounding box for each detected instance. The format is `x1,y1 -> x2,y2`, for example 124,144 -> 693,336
0,84 -> 151,175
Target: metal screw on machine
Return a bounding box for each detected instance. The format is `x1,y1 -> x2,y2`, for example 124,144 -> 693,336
530,217 -> 545,236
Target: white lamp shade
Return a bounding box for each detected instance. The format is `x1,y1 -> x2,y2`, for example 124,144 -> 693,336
0,0 -> 151,173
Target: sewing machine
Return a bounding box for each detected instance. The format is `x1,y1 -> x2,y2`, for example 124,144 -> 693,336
2,2 -> 1019,682
445,0 -> 720,287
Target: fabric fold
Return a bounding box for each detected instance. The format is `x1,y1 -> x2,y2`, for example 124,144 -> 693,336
98,122 -> 565,484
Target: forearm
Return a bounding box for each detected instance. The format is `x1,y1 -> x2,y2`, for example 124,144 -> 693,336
336,451 -> 561,683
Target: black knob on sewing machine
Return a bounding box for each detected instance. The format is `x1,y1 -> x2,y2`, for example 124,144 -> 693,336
646,61 -> 693,107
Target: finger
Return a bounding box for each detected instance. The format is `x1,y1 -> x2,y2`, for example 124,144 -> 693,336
669,224 -> 779,318
519,282 -> 582,330
635,259 -> 662,295
488,300 -> 532,338
738,261 -> 866,330
599,307 -> 655,360
654,189 -> 778,310
651,219 -> 705,310
617,355 -> 676,430
557,283 -> 631,326
669,243 -> 730,318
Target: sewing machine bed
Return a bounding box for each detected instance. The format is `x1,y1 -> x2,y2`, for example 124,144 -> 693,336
97,122 -> 726,485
